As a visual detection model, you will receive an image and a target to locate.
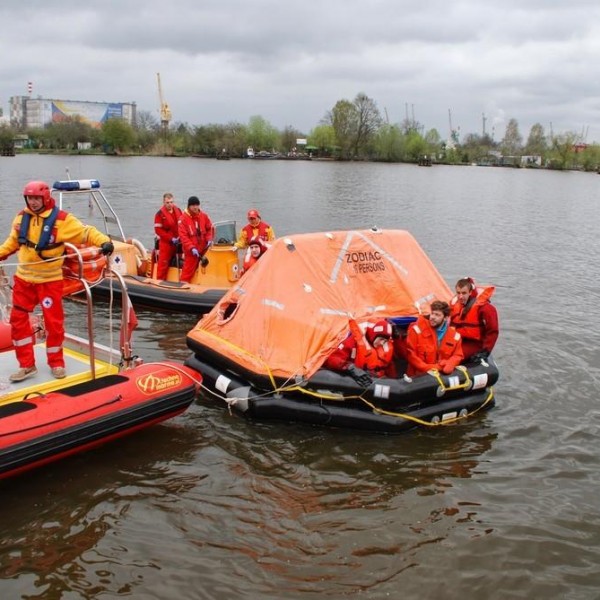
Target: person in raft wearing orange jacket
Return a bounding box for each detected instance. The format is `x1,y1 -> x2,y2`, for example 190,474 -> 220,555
0,180 -> 113,382
406,300 -> 464,377
177,196 -> 214,283
324,319 -> 396,388
154,192 -> 183,280
241,236 -> 268,274
234,209 -> 275,250
449,276 -> 498,362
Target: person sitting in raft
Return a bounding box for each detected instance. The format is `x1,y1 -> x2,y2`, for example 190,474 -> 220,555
233,209 -> 275,250
241,236 -> 268,274
449,276 -> 498,363
405,300 -> 463,377
324,319 -> 396,388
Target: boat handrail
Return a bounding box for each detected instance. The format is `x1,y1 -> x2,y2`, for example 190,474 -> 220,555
53,179 -> 127,241
64,243 -> 135,374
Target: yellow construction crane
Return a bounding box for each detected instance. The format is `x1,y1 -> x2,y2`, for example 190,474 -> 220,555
156,72 -> 172,130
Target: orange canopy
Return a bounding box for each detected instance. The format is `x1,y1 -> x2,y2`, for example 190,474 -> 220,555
187,229 -> 452,381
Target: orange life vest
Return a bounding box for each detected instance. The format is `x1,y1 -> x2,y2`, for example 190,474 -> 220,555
450,286 -> 495,342
349,319 -> 394,377
406,315 -> 462,376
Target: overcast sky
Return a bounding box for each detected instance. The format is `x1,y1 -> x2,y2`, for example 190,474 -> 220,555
3,0 -> 600,143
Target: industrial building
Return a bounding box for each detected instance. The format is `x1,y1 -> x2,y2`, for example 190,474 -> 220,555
9,96 -> 136,130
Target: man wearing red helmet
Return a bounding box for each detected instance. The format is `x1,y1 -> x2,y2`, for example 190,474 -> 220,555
241,236 -> 268,274
406,301 -> 464,377
0,180 -> 113,382
234,209 -> 275,250
324,318 -> 396,387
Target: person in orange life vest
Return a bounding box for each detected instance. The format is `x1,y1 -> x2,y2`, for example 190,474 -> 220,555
233,209 -> 275,250
406,300 -> 463,377
449,276 -> 498,362
324,319 -> 396,387
154,192 -> 183,280
0,180 -> 113,383
241,236 -> 268,274
177,196 -> 214,283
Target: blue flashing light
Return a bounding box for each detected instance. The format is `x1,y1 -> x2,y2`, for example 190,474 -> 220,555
52,179 -> 100,191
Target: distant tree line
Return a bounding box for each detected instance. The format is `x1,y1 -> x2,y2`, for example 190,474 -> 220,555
2,93 -> 600,171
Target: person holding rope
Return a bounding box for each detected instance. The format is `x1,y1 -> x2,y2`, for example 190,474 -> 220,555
0,180 -> 113,382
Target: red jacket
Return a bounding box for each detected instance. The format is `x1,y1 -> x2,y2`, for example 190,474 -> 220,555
236,220 -> 275,249
450,286 -> 498,357
325,320 -> 395,378
154,205 -> 182,244
178,209 -> 213,255
406,315 -> 463,376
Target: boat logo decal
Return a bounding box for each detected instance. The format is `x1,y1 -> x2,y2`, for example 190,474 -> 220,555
345,250 -> 386,274
136,371 -> 182,394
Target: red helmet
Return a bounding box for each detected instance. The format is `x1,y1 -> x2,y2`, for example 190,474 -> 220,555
23,180 -> 54,210
365,319 -> 393,345
248,236 -> 265,253
247,209 -> 260,220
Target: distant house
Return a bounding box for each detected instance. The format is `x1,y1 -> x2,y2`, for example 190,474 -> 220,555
521,155 -> 542,167
13,134 -> 29,149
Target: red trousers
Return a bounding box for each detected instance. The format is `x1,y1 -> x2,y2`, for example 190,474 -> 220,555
156,240 -> 180,280
10,276 -> 65,369
180,252 -> 200,283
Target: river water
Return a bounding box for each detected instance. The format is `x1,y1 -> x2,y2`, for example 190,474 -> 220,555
0,155 -> 598,599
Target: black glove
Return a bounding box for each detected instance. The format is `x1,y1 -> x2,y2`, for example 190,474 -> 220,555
346,364 -> 373,388
471,350 -> 490,363
200,256 -> 209,268
100,241 -> 114,256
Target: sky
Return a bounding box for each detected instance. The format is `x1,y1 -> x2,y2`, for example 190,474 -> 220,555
2,0 -> 600,143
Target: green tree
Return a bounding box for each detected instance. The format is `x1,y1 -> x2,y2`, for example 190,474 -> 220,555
500,118 -> 523,156
372,124 -> 404,162
523,123 -> 547,156
0,124 -> 15,152
101,118 -> 136,154
246,115 -> 279,151
353,92 -> 382,158
308,124 -> 336,156
326,99 -> 357,159
547,131 -> 578,170
280,125 -> 304,154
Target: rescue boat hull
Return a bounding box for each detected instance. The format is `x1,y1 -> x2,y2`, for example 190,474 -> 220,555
184,349 -> 497,434
0,361 -> 199,480
93,276 -> 226,314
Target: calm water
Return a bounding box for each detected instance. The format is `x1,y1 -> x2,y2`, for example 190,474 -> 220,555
0,155 -> 599,599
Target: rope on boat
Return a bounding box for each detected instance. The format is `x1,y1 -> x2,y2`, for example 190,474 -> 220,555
192,330 -> 493,427
357,387 -> 495,427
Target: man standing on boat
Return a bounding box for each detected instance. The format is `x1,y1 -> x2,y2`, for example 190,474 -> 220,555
0,180 -> 113,382
234,209 -> 275,250
154,192 -> 183,280
449,277 -> 498,362
178,196 -> 214,283
406,301 -> 463,377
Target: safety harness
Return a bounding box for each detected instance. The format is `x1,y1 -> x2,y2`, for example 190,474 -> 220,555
18,207 -> 63,258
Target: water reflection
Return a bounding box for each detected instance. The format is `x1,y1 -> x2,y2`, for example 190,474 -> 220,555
0,415 -> 204,598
